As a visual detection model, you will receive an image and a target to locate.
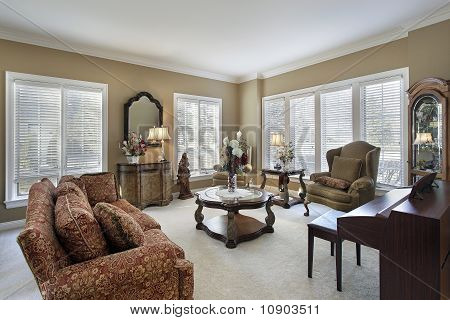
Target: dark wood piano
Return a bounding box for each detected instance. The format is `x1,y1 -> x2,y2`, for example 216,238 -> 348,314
337,180 -> 450,299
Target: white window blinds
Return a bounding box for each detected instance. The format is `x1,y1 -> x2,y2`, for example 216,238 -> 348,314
64,88 -> 103,175
361,77 -> 403,186
14,81 -> 61,195
290,94 -> 315,176
263,97 -> 285,169
174,95 -> 221,176
6,72 -> 107,205
320,87 -> 353,171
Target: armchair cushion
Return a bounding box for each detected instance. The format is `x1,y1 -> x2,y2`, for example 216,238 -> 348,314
316,176 -> 351,190
307,183 -> 353,203
331,156 -> 362,183
110,199 -> 161,231
80,172 -> 119,206
55,194 -> 108,262
93,203 -> 145,251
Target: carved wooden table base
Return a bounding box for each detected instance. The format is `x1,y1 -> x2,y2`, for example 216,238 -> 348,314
195,187 -> 275,249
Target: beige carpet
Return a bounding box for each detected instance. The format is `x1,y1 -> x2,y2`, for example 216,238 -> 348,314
0,194 -> 379,300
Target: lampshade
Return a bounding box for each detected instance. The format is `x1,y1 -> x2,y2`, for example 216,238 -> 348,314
155,126 -> 171,141
147,127 -> 157,141
414,132 -> 433,144
270,133 -> 284,146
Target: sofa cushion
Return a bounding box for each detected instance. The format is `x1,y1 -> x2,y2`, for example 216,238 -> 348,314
55,193 -> 108,262
331,156 -> 362,183
55,182 -> 88,203
316,176 -> 351,190
93,203 -> 145,251
307,183 -> 353,203
110,199 -> 161,231
144,229 -> 185,259
58,175 -> 88,198
80,172 -> 119,206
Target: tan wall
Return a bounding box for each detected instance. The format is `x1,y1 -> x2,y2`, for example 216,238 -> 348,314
0,39 -> 239,223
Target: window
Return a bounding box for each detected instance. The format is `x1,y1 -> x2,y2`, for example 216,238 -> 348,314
361,77 -> 404,186
263,97 -> 285,170
5,72 -> 107,208
290,94 -> 315,176
320,87 -> 353,171
174,93 -> 221,177
262,68 -> 408,187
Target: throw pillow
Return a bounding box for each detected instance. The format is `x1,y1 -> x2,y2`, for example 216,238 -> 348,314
316,176 -> 351,190
58,175 -> 88,198
55,182 -> 89,203
55,193 -> 108,262
80,172 -> 119,206
93,202 -> 145,251
331,156 -> 362,183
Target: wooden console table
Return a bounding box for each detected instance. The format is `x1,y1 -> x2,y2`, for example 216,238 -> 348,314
261,168 -> 309,216
117,161 -> 173,209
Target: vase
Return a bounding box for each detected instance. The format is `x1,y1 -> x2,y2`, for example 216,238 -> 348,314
127,156 -> 139,164
228,173 -> 237,192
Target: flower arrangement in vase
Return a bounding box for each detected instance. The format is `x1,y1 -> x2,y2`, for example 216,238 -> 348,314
277,142 -> 295,171
120,132 -> 147,164
219,131 -> 250,192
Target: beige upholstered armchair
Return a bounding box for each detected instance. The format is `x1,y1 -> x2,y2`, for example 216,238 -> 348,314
307,141 -> 380,212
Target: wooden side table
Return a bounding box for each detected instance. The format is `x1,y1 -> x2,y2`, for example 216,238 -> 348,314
261,168 -> 309,216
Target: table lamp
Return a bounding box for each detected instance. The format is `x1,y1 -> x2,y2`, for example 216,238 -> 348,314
155,126 -> 171,161
147,126 -> 157,145
270,133 -> 284,170
413,132 -> 433,144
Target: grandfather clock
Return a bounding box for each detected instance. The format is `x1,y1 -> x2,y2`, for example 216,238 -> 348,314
407,78 -> 449,184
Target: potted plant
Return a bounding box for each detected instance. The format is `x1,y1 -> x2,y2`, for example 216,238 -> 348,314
120,132 -> 147,164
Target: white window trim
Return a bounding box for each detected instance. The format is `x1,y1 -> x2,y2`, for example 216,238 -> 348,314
262,67 -> 409,186
173,93 -> 222,179
4,72 -> 108,209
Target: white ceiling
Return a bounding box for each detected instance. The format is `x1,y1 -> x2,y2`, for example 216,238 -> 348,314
0,0 -> 449,83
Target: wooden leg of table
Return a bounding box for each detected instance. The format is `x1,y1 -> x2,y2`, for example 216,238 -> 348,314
303,201 -> 310,217
194,197 -> 204,230
299,171 -> 309,216
356,243 -> 361,266
226,211 -> 237,249
336,239 -> 343,292
283,175 -> 289,208
308,228 -> 314,278
331,242 -> 335,256
260,172 -> 267,189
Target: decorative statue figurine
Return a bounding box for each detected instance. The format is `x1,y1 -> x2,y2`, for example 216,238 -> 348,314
177,152 -> 193,199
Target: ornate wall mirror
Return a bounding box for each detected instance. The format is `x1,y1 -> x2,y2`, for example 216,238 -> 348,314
124,92 -> 163,144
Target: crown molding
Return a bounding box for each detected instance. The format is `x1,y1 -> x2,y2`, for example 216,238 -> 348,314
238,4 -> 450,83
0,27 -> 239,83
0,3 -> 448,85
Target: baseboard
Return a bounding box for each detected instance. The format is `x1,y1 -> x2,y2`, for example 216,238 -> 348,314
0,219 -> 25,231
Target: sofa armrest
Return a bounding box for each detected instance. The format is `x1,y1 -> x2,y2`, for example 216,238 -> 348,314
309,172 -> 331,182
41,241 -> 193,300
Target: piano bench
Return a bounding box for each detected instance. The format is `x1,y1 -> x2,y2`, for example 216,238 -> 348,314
307,209 -> 361,292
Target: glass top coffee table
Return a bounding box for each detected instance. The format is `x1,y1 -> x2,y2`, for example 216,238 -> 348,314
194,186 -> 275,248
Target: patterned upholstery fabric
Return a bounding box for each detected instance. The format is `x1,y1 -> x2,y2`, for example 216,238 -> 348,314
80,172 -> 119,206
17,180 -> 72,287
315,176 -> 351,190
110,199 -> 161,231
94,203 -> 145,251
55,182 -> 88,202
18,174 -> 194,300
55,193 -> 109,262
58,175 -> 88,198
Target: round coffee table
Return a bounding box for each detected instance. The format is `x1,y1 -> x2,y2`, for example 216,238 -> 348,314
194,186 -> 275,248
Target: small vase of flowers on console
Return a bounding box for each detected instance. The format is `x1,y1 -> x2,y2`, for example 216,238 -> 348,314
219,131 -> 249,192
120,132 -> 147,164
277,142 -> 295,171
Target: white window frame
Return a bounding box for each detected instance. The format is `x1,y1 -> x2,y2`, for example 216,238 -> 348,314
262,67 -> 409,187
173,93 -> 222,180
5,72 -> 108,208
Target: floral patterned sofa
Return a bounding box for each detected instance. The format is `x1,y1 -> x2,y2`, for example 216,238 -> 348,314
17,172 -> 193,300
